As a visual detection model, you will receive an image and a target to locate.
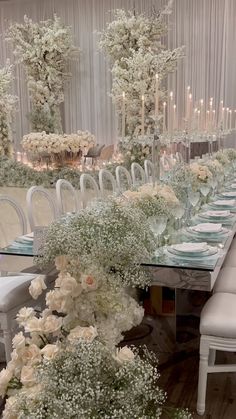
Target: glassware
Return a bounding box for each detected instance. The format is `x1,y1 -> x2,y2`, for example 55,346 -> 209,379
148,215 -> 167,247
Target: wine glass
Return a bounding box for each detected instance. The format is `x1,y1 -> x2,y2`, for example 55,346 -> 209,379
188,191 -> 200,216
148,215 -> 167,247
171,205 -> 185,229
200,184 -> 210,205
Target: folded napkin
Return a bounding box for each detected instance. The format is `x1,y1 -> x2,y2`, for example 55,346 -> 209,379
192,223 -> 222,233
213,200 -> 236,207
172,242 -> 208,253
206,210 -> 230,218
230,183 -> 236,189
222,192 -> 236,197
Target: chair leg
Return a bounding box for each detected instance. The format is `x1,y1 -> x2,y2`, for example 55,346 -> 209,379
197,340 -> 210,416
208,348 -> 216,366
3,328 -> 12,363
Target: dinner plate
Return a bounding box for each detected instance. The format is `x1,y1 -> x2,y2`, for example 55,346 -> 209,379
166,246 -> 218,260
212,200 -> 236,207
204,210 -> 231,218
191,223 -> 223,233
171,242 -> 208,254
221,192 -> 236,198
187,226 -> 228,236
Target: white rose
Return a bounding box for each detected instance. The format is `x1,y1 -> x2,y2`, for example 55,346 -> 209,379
20,365 -> 36,387
24,317 -> 44,333
29,275 -> 47,300
12,332 -> 26,351
43,315 -> 62,335
16,307 -> 35,326
2,396 -> 18,419
46,289 -> 70,313
81,274 -> 97,291
55,255 -> 68,271
67,326 -> 98,343
114,346 -> 135,364
21,344 -> 41,366
0,368 -> 13,397
41,344 -> 59,360
56,273 -> 82,297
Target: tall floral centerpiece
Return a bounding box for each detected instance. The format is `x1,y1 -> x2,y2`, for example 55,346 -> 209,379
99,2 -> 184,165
7,15 -> 77,133
0,62 -> 18,157
0,196 -> 192,418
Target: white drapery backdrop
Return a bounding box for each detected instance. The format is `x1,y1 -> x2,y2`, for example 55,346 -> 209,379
0,0 -> 235,149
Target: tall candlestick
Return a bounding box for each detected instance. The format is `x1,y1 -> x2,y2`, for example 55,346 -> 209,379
209,98 -> 213,131
141,95 -> 145,136
234,110 -> 236,129
212,109 -> 216,130
200,99 -> 204,130
155,74 -> 159,118
188,93 -> 193,128
219,100 -> 223,127
206,110 -> 210,131
222,107 -> 225,130
185,86 -> 191,123
163,101 -> 166,133
121,92 -> 126,139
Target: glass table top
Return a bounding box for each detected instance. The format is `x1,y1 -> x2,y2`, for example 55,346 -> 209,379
1,195 -> 236,272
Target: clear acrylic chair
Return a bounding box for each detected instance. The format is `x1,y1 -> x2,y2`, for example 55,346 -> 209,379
80,173 -> 100,208
144,159 -> 154,183
0,195 -> 27,248
26,186 -> 58,231
115,166 -> 132,192
131,162 -> 146,186
56,179 -> 80,216
98,169 -> 117,197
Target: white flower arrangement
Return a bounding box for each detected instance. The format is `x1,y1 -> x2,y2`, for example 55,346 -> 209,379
7,15 -> 77,133
214,150 -> 230,166
99,5 -> 184,137
0,62 -> 18,157
21,130 -> 95,157
190,162 -> 212,183
220,148 -> 236,162
203,158 -> 224,176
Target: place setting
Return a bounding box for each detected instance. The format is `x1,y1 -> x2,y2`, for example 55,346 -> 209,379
163,241 -> 222,268
197,209 -> 235,225
184,222 -> 230,243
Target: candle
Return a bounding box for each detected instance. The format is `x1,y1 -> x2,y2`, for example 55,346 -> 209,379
234,110 -> 236,129
209,98 -> 213,131
173,104 -> 177,131
229,109 -> 232,130
206,110 -> 210,131
163,101 -> 167,133
141,95 -> 145,136
185,86 -> 191,123
197,110 -> 200,131
169,91 -> 173,133
200,99 -> 204,130
226,107 -> 229,130
121,92 -> 126,139
212,109 -> 216,130
219,100 -> 223,127
155,73 -> 159,118
222,107 -> 225,130
188,93 -> 193,128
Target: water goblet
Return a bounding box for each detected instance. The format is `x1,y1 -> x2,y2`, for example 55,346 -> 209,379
148,216 -> 167,247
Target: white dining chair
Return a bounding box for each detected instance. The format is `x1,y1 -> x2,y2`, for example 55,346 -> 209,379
115,165 -> 132,192
26,186 -> 58,231
144,159 -> 154,183
131,162 -> 146,186
197,292 -> 236,415
56,179 -> 80,216
98,169 -> 117,197
80,173 -> 100,208
0,196 -> 27,248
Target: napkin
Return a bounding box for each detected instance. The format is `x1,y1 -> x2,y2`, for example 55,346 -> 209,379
213,200 -> 236,207
172,242 -> 208,253
192,223 -> 222,233
206,210 -> 230,218
222,192 -> 236,197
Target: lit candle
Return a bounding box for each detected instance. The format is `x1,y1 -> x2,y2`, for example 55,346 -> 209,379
141,94 -> 145,136
189,93 -> 193,128
234,110 -> 236,129
197,110 -> 200,131
212,109 -> 216,130
209,98 -> 213,130
226,107 -> 229,130
219,100 -> 223,127
206,110 -> 210,131
229,109 -> 232,130
163,101 -> 167,133
155,74 -> 159,118
169,91 -> 173,133
121,92 -> 126,139
222,107 -> 225,130
200,99 -> 204,130
185,86 -> 191,123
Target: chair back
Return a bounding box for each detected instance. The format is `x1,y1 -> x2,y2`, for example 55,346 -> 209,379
99,144 -> 114,161
144,159 -> 155,182
131,162 -> 146,186
85,144 -> 105,158
99,169 -> 117,197
0,195 -> 27,247
56,179 -> 80,216
80,173 -> 100,208
26,186 -> 58,231
115,166 -> 132,192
